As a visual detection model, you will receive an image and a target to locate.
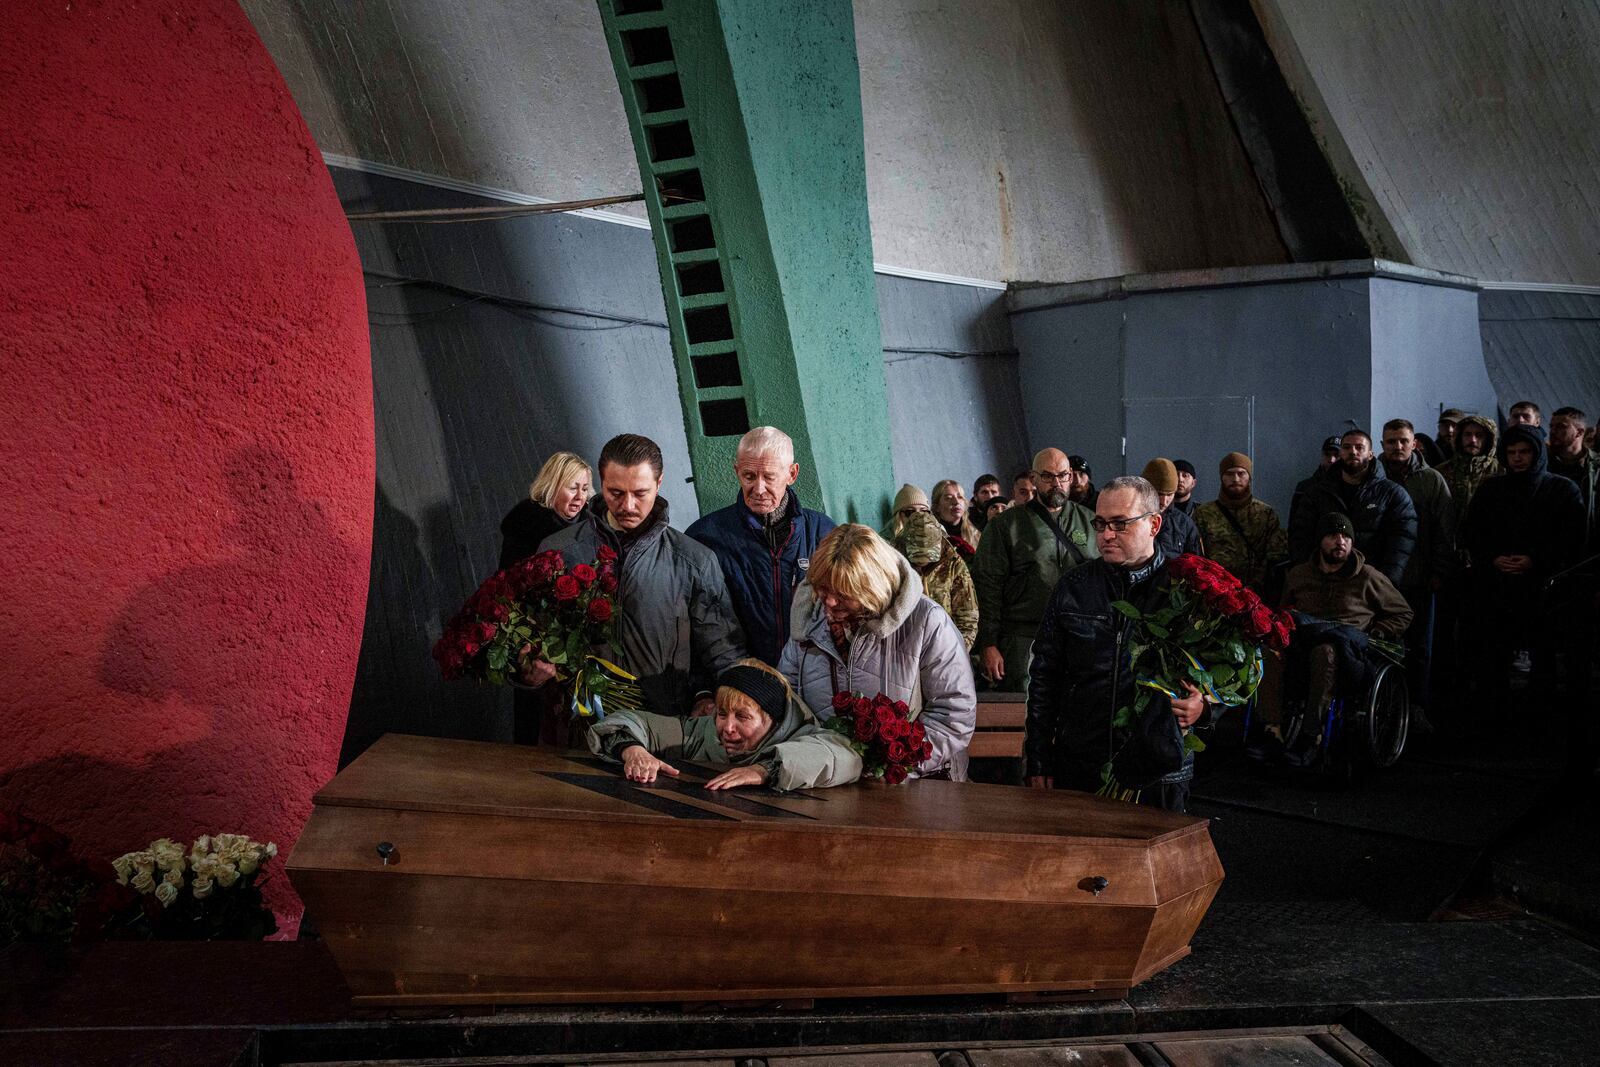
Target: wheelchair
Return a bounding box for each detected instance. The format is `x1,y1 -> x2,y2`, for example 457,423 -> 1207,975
1243,658 -> 1410,783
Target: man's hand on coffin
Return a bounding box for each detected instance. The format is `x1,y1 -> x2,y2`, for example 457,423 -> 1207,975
1026,775 -> 1054,789
704,765 -> 767,790
517,656 -> 558,688
621,745 -> 679,784
1170,682 -> 1206,728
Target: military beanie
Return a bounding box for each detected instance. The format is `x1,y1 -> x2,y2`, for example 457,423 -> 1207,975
892,483 -> 929,514
1141,458 -> 1178,493
1317,512 -> 1355,539
1219,451 -> 1253,476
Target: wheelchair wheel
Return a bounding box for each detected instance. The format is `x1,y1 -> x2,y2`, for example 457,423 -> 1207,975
1358,662 -> 1409,768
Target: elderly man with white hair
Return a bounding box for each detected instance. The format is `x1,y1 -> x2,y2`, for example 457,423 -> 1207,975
687,426 -> 837,665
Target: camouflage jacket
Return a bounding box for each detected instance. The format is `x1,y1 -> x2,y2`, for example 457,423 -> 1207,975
918,542 -> 979,652
1194,496 -> 1288,590
1437,415 -> 1501,520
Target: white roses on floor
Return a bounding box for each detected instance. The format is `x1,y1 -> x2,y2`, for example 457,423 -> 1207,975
112,832 -> 277,907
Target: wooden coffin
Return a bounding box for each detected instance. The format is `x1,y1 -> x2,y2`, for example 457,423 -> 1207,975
288,733 -> 1223,1006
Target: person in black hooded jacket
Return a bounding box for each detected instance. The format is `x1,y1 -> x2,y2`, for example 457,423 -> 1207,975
1462,424 -> 1584,704
1288,429 -> 1418,585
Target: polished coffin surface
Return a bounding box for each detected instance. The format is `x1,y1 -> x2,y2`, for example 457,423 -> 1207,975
288,734 -> 1223,1006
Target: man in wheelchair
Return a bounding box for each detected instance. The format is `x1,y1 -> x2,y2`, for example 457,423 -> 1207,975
1257,512 -> 1414,768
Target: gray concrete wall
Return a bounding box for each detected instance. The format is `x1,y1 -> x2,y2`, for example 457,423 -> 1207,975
1259,0 -> 1600,286
1010,299 -> 1127,494
1012,277 -> 1379,514
877,274 -> 1026,502
1368,279 -> 1497,433
1479,289 -> 1600,420
242,0 -> 1287,284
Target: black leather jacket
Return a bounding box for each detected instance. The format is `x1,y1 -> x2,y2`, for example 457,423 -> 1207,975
1025,551 -> 1196,787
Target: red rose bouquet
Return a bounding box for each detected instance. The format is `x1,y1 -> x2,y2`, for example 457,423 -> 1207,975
823,692 -> 931,785
1100,553 -> 1295,800
432,545 -> 641,719
1,811 -> 136,945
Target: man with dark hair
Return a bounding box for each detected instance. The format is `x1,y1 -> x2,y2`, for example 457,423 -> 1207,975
1067,455 -> 1097,510
975,448 -> 1098,692
1195,452 -> 1288,592
1318,435 -> 1343,472
1026,476 -> 1208,812
1288,429 -> 1418,585
1010,469 -> 1036,507
534,433 -> 746,715
1172,459 -> 1198,518
971,473 -> 1002,530
1462,424 -> 1584,707
1508,400 -> 1541,427
1379,418 -> 1456,725
1548,407 -> 1597,544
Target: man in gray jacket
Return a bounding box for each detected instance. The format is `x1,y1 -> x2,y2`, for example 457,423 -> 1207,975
534,434 -> 746,715
1380,419 -> 1456,723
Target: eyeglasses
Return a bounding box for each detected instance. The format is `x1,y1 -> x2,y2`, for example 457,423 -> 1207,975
1035,471 -> 1074,484
1091,512 -> 1155,533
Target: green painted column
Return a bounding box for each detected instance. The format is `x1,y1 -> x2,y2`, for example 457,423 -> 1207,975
597,0 -> 893,524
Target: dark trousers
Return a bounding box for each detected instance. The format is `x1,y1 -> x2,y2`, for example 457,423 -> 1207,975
1399,586 -> 1435,710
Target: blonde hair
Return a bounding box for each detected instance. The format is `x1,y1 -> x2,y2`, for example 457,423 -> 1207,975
930,478 -> 982,546
806,524 -> 904,618
714,657 -> 795,718
528,451 -> 591,508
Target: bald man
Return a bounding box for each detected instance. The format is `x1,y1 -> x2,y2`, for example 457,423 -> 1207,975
972,448 -> 1100,691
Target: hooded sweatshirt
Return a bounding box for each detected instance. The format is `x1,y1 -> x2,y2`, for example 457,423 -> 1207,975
1438,415 -> 1502,518
587,693 -> 862,792
1463,424 -> 1585,593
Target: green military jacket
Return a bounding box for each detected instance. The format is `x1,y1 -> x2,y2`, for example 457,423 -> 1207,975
1194,496 -> 1288,590
972,499 -> 1098,649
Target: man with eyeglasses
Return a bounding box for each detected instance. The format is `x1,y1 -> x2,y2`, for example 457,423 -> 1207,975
1025,476 -> 1208,812
973,448 -> 1099,692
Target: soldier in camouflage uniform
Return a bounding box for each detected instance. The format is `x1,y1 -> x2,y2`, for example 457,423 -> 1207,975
1437,414 -> 1500,522
1194,451 -> 1288,592
892,512 -> 978,651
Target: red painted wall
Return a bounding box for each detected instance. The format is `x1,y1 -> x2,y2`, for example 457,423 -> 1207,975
0,1 -> 373,934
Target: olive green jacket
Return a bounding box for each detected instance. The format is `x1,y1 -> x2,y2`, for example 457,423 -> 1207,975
972,500 -> 1098,650
586,701 -> 862,792
1194,496 -> 1289,590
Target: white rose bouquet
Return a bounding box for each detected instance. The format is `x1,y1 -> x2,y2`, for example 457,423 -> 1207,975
111,833 -> 278,940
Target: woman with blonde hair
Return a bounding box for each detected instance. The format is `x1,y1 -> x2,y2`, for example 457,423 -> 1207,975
930,478 -> 982,554
499,451 -> 592,568
880,483 -> 931,540
779,524 -> 976,780
587,659 -> 862,791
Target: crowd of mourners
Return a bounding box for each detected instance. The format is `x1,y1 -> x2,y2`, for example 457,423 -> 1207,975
497,403 -> 1600,813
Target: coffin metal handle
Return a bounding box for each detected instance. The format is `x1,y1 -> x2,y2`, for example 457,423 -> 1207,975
376,841 -> 397,866
1086,876 -> 1109,896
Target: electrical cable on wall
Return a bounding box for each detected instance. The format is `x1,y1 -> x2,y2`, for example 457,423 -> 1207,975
363,271 -> 668,332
